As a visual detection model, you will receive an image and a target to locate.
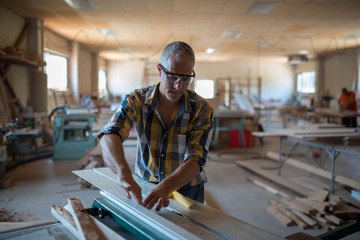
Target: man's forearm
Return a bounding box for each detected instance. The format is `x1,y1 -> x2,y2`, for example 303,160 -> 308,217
156,158 -> 201,194
99,133 -> 132,177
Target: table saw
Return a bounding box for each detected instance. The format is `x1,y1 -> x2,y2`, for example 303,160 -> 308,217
1,167 -> 359,239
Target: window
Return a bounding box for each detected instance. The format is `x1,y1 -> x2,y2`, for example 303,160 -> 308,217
194,79 -> 214,99
297,71 -> 316,94
43,52 -> 68,90
98,68 -> 107,97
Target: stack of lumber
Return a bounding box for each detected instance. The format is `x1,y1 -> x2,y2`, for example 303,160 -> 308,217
236,159 -> 360,231
266,189 -> 359,231
77,144 -> 104,188
51,197 -> 123,240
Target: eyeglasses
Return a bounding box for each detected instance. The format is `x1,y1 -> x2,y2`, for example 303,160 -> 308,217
158,64 -> 195,85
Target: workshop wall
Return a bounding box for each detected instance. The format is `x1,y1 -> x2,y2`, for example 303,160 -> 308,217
107,60 -> 146,97
0,6 -> 30,114
323,51 -> 358,100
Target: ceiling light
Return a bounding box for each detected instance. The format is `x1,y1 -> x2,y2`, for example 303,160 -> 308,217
221,31 -> 242,39
64,0 -> 96,11
246,1 -> 278,14
288,54 -> 308,65
118,47 -> 132,52
296,50 -> 309,55
206,48 -> 216,54
258,42 -> 273,48
97,28 -> 117,36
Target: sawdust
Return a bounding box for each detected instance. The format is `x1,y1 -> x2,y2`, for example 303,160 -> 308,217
0,208 -> 29,222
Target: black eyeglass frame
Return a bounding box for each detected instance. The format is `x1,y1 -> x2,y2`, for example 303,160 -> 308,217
158,64 -> 196,83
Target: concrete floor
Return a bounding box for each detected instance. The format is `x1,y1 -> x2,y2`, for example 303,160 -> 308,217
0,136 -> 360,239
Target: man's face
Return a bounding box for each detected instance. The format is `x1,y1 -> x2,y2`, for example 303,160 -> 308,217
158,57 -> 194,103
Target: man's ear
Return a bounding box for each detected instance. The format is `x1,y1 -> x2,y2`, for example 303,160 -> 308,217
157,64 -> 162,77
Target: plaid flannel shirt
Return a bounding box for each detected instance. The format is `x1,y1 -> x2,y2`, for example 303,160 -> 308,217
98,83 -> 214,186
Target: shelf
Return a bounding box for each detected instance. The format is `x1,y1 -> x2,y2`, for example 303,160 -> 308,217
0,55 -> 44,68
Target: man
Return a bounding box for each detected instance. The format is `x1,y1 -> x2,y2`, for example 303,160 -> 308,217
98,41 -> 214,211
338,87 -> 358,127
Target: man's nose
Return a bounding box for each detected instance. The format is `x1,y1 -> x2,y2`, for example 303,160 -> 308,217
173,79 -> 184,89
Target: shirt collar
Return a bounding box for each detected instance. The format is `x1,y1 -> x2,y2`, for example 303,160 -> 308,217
144,82 -> 192,114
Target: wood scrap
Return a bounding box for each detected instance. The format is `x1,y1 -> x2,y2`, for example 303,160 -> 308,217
67,197 -> 105,240
51,202 -> 124,240
266,189 -> 358,232
310,189 -> 329,202
267,205 -> 295,226
286,232 -> 321,240
276,204 -> 310,229
247,176 -> 290,198
51,205 -> 79,238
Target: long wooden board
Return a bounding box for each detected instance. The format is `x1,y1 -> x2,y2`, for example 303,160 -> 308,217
236,160 -> 312,197
74,168 -> 283,240
267,151 -> 360,190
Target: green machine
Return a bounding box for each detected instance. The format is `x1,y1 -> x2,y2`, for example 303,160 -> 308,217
53,113 -> 97,160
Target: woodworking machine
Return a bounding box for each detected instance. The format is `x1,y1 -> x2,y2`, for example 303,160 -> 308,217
1,167 -> 359,240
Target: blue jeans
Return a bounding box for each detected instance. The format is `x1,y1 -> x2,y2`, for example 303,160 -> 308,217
177,182 -> 204,203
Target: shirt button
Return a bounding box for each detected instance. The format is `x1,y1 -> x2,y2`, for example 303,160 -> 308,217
161,154 -> 164,157
160,171 -> 163,174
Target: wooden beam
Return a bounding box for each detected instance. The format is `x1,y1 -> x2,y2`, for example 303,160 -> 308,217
51,205 -> 79,238
236,160 -> 312,197
267,151 -> 360,190
267,205 -> 295,226
67,197 -> 105,240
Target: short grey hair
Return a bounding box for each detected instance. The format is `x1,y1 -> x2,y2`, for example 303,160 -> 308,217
160,41 -> 195,68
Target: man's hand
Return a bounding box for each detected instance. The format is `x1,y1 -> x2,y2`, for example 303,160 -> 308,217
117,175 -> 143,205
143,185 -> 170,211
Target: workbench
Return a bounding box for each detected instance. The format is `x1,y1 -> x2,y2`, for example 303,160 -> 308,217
253,125 -> 360,194
72,167 -> 283,240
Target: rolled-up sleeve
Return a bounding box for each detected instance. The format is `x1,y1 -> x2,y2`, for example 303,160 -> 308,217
97,94 -> 136,141
186,106 -> 214,167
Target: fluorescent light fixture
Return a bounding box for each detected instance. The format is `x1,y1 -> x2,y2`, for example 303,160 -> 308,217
288,54 -> 308,65
258,42 -> 273,48
296,50 -> 309,55
221,31 -> 242,39
118,47 -> 132,52
97,28 -> 117,36
340,33 -> 360,40
206,48 -> 216,54
64,0 -> 96,11
246,1 -> 278,14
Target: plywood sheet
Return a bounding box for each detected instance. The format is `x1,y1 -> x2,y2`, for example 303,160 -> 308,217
74,168 -> 283,240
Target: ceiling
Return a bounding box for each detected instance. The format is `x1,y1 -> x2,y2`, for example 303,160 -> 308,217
1,0 -> 360,62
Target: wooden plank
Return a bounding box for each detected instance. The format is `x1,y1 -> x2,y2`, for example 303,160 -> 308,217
295,197 -> 326,213
236,160 -> 312,197
310,189 -> 329,202
266,151 -> 332,179
276,204 -> 310,229
291,210 -> 318,227
67,197 -> 105,240
324,213 -> 343,226
282,198 -> 314,215
267,205 -> 295,226
74,168 -> 283,240
267,151 -> 360,190
247,176 -> 290,198
51,205 -> 79,238
286,232 -> 321,240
